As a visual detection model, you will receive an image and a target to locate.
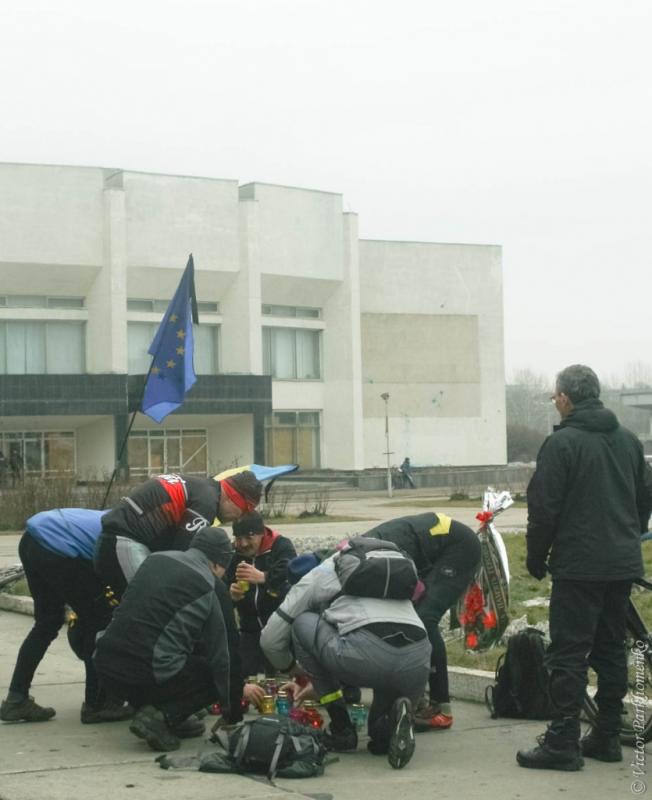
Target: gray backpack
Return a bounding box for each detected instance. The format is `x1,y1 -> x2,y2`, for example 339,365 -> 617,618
334,536 -> 418,600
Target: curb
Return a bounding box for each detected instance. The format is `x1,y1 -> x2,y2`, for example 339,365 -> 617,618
0,592 -> 33,615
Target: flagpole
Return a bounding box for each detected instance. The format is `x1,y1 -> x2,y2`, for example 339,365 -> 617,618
100,254 -> 197,510
100,362 -> 155,510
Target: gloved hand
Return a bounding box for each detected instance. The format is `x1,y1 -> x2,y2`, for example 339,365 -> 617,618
526,556 -> 548,581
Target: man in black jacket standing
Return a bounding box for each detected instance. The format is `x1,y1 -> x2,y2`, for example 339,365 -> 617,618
517,364 -> 652,771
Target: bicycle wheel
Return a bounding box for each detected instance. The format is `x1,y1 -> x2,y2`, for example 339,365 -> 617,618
583,601 -> 652,745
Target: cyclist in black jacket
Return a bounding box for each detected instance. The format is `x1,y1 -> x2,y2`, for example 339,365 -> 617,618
226,512 -> 296,677
95,471 -> 262,600
517,364 -> 652,771
363,512 -> 480,731
94,526 -> 250,752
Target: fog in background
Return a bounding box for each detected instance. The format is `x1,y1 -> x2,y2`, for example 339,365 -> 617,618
2,0 -> 650,385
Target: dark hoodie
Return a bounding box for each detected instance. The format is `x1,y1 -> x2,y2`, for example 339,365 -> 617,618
225,527 -> 297,632
526,398 -> 652,581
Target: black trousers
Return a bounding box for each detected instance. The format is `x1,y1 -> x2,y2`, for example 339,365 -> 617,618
239,629 -> 275,677
98,655 -> 219,726
417,525 -> 481,703
10,533 -> 112,705
547,578 -> 632,727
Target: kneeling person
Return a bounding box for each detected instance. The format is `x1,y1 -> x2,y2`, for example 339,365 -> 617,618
94,527 -> 241,752
260,538 -> 430,769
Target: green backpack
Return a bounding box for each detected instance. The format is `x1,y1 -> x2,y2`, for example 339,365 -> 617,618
158,714 -> 329,780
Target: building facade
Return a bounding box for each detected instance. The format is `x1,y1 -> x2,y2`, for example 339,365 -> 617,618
0,163 -> 506,479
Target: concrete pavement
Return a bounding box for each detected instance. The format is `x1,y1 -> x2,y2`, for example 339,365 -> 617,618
0,610 -> 644,800
0,492 -> 646,798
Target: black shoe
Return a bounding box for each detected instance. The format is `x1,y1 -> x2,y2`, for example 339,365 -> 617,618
388,697 -> 415,770
367,739 -> 389,756
171,715 -> 206,739
581,727 -> 622,762
1,695 -> 56,723
129,706 -> 180,752
517,735 -> 583,771
80,700 -> 134,724
323,724 -> 358,752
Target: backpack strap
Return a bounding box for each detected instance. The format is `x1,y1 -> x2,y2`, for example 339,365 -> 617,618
233,723 -> 252,770
485,685 -> 497,718
267,731 -> 287,782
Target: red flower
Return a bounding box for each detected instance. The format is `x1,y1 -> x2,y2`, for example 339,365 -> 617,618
482,610 -> 497,629
476,511 -> 493,524
464,583 -> 485,615
466,632 -> 479,649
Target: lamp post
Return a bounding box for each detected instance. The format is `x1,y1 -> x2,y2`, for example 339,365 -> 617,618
380,392 -> 393,498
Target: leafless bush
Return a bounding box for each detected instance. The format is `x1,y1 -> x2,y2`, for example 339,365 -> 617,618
262,483 -> 296,519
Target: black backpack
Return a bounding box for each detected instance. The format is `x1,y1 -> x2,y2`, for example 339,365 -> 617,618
334,536 -> 418,600
210,715 -> 328,779
485,628 -> 554,720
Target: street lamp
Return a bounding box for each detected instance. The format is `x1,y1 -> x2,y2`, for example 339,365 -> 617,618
380,392 -> 393,498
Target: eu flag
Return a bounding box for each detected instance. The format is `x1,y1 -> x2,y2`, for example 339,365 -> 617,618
141,255 -> 199,423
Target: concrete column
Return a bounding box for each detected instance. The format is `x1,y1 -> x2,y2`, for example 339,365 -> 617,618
86,174 -> 128,373
219,198 -> 262,373
321,212 -> 364,469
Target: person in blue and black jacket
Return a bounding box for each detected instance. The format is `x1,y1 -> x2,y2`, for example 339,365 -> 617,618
0,508 -> 132,725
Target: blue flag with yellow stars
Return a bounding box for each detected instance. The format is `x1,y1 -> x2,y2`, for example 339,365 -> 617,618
141,255 -> 199,423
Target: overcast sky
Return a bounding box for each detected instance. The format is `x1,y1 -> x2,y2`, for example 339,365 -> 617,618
2,0 -> 650,386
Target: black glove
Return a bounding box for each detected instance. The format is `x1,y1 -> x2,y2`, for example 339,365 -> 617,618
526,556 -> 547,581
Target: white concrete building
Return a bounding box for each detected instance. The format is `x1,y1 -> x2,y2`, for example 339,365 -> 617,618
0,163 -> 506,479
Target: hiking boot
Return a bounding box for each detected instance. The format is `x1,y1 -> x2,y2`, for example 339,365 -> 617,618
129,705 -> 180,752
80,700 -> 134,724
1,695 -> 56,722
517,718 -> 583,771
323,724 -> 358,752
413,700 -> 453,731
581,727 -> 622,762
171,715 -> 206,739
388,697 -> 415,770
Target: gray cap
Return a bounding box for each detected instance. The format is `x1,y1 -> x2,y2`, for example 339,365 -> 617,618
190,526 -> 234,569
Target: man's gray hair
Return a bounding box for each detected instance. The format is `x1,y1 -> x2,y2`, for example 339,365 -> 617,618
556,364 -> 600,404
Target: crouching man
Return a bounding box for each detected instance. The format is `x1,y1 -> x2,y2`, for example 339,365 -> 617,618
260,538 -> 431,769
94,527 -> 244,752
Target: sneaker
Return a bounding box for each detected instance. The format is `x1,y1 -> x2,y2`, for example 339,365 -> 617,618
171,715 -> 206,739
413,702 -> 453,731
129,705 -> 180,752
80,700 -> 134,724
580,727 -> 622,762
388,697 -> 415,770
1,695 -> 56,722
322,724 -> 358,752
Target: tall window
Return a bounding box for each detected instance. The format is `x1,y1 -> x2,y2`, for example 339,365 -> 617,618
128,322 -> 219,375
1,431 -> 76,476
0,322 -> 85,374
262,328 -> 321,380
265,412 -> 320,468
128,429 -> 208,477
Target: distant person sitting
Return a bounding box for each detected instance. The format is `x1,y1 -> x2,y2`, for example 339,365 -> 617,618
226,512 -> 296,676
399,458 -> 416,488
0,508 -> 132,725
